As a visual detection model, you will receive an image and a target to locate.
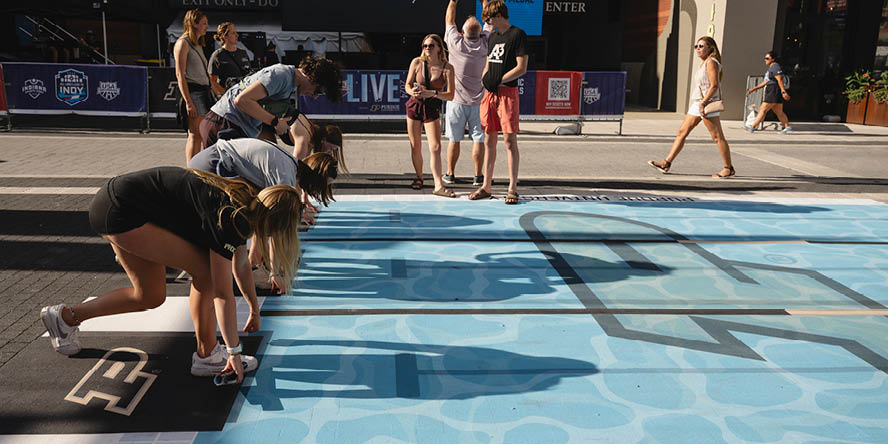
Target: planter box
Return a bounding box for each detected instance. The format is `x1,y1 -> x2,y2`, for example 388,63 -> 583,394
846,95 -> 868,124
864,92 -> 888,126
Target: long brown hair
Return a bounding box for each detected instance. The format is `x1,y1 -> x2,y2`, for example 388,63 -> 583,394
183,9 -> 207,47
310,124 -> 347,173
188,169 -> 303,294
697,36 -> 723,80
298,152 -> 338,207
419,34 -> 447,64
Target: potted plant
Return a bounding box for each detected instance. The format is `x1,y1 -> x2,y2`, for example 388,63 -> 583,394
865,71 -> 888,126
843,70 -> 873,124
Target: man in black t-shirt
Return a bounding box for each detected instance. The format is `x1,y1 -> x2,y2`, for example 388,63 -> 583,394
469,0 -> 528,205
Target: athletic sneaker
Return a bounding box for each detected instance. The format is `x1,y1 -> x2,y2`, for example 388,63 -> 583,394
442,174 -> 456,185
473,175 -> 484,186
191,342 -> 259,377
40,304 -> 82,356
742,124 -> 755,133
779,126 -> 793,134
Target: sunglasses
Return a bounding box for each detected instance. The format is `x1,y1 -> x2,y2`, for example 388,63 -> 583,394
764,57 -> 772,60
422,44 -> 437,49
694,44 -> 707,49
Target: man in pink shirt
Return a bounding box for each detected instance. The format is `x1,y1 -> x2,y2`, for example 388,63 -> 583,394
442,0 -> 491,187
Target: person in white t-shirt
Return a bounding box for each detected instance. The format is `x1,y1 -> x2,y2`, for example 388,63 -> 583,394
442,0 -> 491,186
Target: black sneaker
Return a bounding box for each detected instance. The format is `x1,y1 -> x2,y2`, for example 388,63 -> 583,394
442,174 -> 456,185
473,175 -> 484,186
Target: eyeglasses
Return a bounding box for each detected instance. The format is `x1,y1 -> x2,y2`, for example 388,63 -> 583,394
694,44 -> 706,49
422,44 -> 436,49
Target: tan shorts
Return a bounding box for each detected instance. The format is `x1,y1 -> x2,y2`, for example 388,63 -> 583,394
481,86 -> 520,134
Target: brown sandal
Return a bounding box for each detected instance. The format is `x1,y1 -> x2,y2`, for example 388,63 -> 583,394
410,178 -> 423,190
647,160 -> 671,174
468,188 -> 492,200
505,191 -> 519,205
432,187 -> 456,198
712,166 -> 735,178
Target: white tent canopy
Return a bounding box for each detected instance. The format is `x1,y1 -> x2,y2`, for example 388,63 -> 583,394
166,11 -> 367,62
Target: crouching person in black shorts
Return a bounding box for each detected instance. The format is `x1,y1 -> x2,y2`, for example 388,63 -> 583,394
40,167 -> 303,384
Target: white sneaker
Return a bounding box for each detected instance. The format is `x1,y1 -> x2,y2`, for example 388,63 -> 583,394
742,124 -> 755,133
191,342 -> 258,377
40,304 -> 82,356
779,126 -> 793,134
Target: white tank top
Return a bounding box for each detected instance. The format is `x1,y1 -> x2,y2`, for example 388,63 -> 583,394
691,58 -> 721,102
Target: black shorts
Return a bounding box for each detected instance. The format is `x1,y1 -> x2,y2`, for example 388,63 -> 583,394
763,84 -> 784,104
88,180 -> 147,235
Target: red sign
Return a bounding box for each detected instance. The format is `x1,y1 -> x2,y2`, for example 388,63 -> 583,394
0,65 -> 7,113
533,71 -> 582,115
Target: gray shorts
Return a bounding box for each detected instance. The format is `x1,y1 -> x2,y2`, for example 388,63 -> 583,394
445,102 -> 485,143
187,83 -> 214,116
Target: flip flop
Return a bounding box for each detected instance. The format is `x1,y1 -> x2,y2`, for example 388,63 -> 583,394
468,188 -> 492,200
432,187 -> 456,198
505,190 -> 519,205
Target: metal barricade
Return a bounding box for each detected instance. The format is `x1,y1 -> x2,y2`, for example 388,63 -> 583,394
744,75 -> 767,130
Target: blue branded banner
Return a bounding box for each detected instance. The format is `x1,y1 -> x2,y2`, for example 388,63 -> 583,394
300,70 -> 409,118
581,72 -> 626,119
475,0 -> 544,36
1,63 -> 147,116
298,70 -> 624,121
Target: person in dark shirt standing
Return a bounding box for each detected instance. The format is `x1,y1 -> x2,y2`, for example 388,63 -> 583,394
208,22 -> 252,97
470,0 -> 527,204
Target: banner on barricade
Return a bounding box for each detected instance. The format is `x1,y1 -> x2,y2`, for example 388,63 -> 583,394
1,63 -> 147,116
299,70 -> 409,119
293,69 -> 624,122
534,71 -> 583,115
0,65 -> 7,115
148,67 -> 178,118
581,71 -> 626,120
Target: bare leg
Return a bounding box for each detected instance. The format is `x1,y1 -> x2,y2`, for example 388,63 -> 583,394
407,118 -> 424,184
751,102 -> 776,128
663,115 -> 702,164
480,132 -> 497,193
425,119 -> 445,190
185,115 -> 205,164
446,141 -> 460,176
773,103 -> 791,128
472,141 -> 484,177
702,116 -> 734,176
63,223 -> 218,358
503,133 -> 519,194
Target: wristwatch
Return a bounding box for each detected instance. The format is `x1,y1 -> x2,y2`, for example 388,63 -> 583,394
226,343 -> 242,356
270,116 -> 279,127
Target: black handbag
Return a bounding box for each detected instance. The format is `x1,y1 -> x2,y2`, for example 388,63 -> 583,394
422,60 -> 443,112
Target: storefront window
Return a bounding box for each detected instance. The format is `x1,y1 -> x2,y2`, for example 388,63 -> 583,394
875,0 -> 888,72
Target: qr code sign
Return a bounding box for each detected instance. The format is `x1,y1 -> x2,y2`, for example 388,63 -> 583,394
548,78 -> 570,101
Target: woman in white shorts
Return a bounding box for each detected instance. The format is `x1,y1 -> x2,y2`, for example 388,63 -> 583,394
648,36 -> 735,178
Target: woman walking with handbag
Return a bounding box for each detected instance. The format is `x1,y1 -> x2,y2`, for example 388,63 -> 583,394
404,34 -> 456,196
743,51 -> 793,134
647,36 -> 735,178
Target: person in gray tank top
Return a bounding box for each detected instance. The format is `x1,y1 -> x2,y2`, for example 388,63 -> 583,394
647,36 -> 736,179
174,9 -> 213,164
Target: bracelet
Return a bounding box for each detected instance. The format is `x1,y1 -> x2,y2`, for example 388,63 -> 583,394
226,343 -> 243,356
270,116 -> 279,127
